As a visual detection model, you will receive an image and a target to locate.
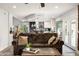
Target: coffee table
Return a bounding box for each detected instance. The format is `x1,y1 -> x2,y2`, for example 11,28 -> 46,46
22,48 -> 61,56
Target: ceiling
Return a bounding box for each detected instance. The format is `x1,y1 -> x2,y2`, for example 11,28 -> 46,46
0,3 -> 78,20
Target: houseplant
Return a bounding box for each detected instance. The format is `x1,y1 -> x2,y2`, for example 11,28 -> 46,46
25,43 -> 32,51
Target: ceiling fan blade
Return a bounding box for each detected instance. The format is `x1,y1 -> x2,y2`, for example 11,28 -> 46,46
25,3 -> 28,4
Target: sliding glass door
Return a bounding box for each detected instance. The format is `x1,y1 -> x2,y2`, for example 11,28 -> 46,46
64,20 -> 71,46
56,19 -> 77,49
64,19 -> 77,49
70,20 -> 77,48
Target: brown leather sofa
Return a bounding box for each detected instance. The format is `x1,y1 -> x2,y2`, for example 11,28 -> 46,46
12,33 -> 64,55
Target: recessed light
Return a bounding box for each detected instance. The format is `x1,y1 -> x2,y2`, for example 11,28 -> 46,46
13,5 -> 16,8
55,6 -> 58,8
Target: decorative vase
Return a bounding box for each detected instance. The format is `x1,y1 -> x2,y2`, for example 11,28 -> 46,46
26,48 -> 30,51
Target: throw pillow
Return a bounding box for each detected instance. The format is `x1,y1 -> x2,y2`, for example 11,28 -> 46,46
52,38 -> 59,45
48,36 -> 56,45
18,36 -> 28,45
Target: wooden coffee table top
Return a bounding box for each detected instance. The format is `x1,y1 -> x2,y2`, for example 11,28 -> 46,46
22,48 -> 61,56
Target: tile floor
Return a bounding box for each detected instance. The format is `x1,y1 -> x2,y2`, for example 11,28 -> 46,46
62,45 -> 75,56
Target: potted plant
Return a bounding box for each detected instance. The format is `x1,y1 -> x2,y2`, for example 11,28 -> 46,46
25,43 -> 32,51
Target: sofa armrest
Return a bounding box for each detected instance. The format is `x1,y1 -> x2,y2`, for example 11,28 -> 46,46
12,41 -> 18,55
12,41 -> 26,55
12,41 -> 17,46
52,40 -> 64,54
60,40 -> 64,45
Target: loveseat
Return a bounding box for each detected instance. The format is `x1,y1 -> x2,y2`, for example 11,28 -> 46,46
12,33 -> 64,55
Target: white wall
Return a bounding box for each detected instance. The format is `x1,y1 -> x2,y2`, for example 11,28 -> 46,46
8,13 -> 13,46
0,8 -> 13,51
13,17 -> 22,26
44,19 -> 56,32
51,18 -> 56,32
44,21 -> 51,28
0,8 -> 9,51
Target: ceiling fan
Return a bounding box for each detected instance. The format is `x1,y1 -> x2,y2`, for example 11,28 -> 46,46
40,3 -> 45,7
24,3 -> 45,8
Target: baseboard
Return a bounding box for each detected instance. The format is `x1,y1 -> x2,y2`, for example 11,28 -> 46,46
75,50 -> 79,56
0,45 -> 11,52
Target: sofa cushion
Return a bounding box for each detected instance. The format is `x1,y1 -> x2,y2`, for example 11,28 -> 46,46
31,43 -> 50,47
48,36 -> 56,45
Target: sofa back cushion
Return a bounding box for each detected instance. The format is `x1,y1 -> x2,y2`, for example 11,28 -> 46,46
28,33 -> 58,44
18,33 -> 58,44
